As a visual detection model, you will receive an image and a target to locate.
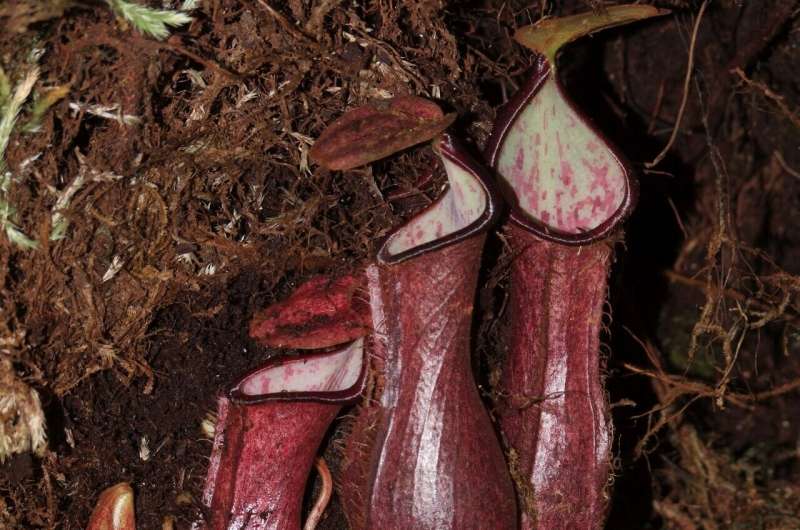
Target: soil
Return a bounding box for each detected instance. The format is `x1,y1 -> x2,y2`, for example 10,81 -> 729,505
1,0 -> 800,529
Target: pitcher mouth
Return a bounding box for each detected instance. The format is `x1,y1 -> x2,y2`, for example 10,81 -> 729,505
377,132 -> 501,264
228,338 -> 366,405
484,55 -> 636,246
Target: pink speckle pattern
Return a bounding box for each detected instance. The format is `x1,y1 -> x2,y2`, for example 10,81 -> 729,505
496,77 -> 626,234
239,338 -> 364,396
385,156 -> 486,256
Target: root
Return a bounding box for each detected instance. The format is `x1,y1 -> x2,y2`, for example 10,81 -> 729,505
304,457 -> 333,530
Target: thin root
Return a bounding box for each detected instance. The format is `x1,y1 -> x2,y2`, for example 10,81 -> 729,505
304,457 -> 333,530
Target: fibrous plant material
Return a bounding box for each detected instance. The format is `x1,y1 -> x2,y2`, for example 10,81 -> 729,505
104,0 -> 193,40
86,482 -> 136,530
200,339 -> 366,530
0,358 -> 46,462
0,66 -> 39,249
336,134 -> 517,529
0,0 -> 74,34
483,5 -> 667,529
0,60 -> 72,248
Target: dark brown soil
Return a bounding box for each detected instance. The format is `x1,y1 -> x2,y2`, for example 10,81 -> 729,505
1,0 -> 800,528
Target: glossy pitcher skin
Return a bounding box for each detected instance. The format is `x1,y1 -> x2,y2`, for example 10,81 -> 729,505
200,339 -> 366,530
337,134 -> 517,530
485,53 -> 636,529
498,227 -> 615,529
